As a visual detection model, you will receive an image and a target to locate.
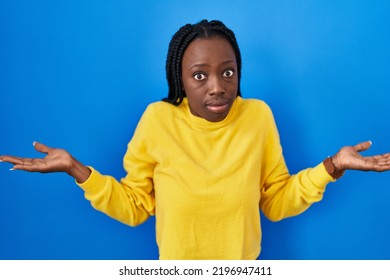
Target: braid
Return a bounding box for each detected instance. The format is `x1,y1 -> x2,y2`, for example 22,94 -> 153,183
163,19 -> 242,106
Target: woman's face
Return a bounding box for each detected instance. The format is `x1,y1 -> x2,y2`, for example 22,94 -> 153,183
181,37 -> 238,122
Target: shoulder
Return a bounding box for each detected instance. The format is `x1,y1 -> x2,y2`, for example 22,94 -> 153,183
130,101 -> 177,140
236,97 -> 274,119
145,100 -> 175,113
141,100 -> 177,120
134,100 -> 182,133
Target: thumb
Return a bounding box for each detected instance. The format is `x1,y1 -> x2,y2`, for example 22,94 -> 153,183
353,140 -> 372,153
33,141 -> 53,154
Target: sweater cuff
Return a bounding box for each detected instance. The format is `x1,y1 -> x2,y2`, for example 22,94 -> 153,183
311,162 -> 337,185
76,166 -> 102,192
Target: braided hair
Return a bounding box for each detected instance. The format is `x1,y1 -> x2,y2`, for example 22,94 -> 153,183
163,19 -> 242,106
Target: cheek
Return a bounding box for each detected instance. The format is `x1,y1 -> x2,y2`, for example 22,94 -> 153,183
182,76 -> 192,94
185,88 -> 205,111
184,78 -> 202,90
186,92 -> 204,108
183,80 -> 204,98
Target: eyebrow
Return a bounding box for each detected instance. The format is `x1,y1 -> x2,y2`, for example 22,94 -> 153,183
187,60 -> 235,70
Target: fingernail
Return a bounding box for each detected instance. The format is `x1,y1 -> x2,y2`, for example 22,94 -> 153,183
9,168 -> 14,171
369,140 -> 373,145
0,160 -> 3,162
33,141 -> 37,146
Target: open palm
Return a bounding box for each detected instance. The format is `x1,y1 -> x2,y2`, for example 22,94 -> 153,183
0,142 -> 73,173
332,141 -> 390,172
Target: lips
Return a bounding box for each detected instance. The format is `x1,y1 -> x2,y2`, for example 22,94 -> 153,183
205,99 -> 230,114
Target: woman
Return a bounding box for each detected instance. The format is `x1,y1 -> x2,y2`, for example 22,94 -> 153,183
1,20 -> 390,260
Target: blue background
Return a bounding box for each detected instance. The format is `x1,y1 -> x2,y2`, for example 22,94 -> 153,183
1,0 -> 390,260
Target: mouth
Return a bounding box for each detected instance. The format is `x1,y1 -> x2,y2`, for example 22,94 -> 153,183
205,98 -> 232,114
206,103 -> 230,114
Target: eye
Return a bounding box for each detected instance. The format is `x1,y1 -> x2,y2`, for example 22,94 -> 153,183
223,69 -> 234,78
193,72 -> 206,81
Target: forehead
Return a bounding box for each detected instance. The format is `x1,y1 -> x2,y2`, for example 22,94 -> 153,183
182,37 -> 236,67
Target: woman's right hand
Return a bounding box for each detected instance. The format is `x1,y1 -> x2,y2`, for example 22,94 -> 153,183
0,142 -> 91,183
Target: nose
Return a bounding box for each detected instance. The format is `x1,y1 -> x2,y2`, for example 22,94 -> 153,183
208,75 -> 225,96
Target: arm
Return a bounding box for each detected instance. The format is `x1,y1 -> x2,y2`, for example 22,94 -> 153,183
258,107 -> 333,221
0,141 -> 155,226
261,141 -> 390,222
259,105 -> 390,222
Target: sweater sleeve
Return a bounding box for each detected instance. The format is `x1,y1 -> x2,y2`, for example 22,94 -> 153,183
259,106 -> 334,222
77,107 -> 156,227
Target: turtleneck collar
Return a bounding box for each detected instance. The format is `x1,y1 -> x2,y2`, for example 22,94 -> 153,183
180,96 -> 241,130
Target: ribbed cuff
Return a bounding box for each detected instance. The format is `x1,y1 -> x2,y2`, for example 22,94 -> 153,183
75,166 -> 102,192
310,162 -> 337,185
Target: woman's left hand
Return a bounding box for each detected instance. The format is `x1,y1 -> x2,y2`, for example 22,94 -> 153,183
331,141 -> 390,172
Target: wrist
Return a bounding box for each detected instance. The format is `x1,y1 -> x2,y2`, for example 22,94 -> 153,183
67,156 -> 91,183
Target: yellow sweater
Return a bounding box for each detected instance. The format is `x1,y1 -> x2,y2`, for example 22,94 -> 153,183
78,97 -> 333,259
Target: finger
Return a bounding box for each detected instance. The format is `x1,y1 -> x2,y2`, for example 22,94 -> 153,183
33,141 -> 53,154
0,155 -> 29,165
371,153 -> 390,161
353,141 -> 372,153
365,161 -> 390,172
359,153 -> 390,171
12,164 -> 39,172
12,159 -> 47,172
